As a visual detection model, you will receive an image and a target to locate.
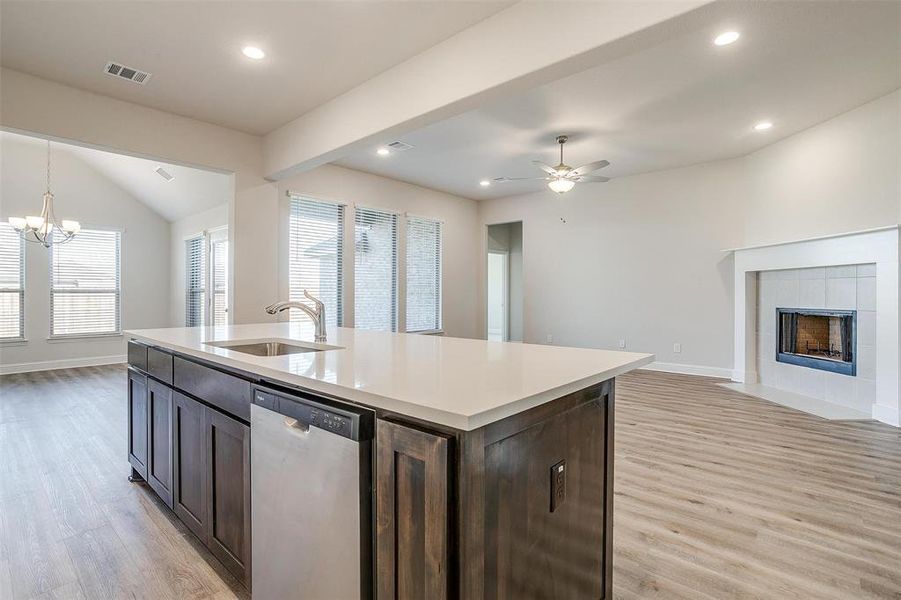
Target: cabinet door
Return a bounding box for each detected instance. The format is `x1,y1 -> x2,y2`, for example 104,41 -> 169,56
172,391 -> 208,543
146,379 -> 173,508
126,368 -> 148,479
376,419 -> 451,600
205,408 -> 251,586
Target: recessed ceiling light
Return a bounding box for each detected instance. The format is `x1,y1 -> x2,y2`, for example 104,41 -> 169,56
479,180 -> 491,187
713,31 -> 740,46
242,46 -> 266,60
376,147 -> 390,156
754,121 -> 773,131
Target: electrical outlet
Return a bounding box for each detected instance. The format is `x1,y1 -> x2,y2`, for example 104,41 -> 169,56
546,334 -> 553,344
673,342 -> 682,353
618,339 -> 626,349
550,460 -> 566,512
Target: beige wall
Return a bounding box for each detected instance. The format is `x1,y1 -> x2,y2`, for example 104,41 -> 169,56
0,68 -> 276,326
276,164 -> 480,339
0,133 -> 171,371
478,90 -> 900,374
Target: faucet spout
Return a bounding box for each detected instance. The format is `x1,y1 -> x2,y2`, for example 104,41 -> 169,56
263,291 -> 327,342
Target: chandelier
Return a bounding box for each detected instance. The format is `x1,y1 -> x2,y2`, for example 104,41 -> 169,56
8,140 -> 80,247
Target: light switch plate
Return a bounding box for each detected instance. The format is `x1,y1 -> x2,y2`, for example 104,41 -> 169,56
550,460 -> 566,512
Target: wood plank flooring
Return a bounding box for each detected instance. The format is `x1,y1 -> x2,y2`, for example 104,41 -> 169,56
1,365 -> 899,599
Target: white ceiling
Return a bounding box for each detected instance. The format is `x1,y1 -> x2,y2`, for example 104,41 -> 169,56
337,1 -> 901,200
2,131 -> 230,222
0,1 -> 513,135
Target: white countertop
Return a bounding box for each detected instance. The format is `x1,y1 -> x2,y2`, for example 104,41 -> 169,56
126,323 -> 654,431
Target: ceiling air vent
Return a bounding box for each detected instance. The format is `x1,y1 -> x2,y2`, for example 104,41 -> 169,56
104,62 -> 152,85
154,167 -> 175,182
386,141 -> 413,152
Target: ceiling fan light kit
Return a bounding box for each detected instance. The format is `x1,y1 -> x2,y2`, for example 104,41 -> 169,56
495,134 -> 610,195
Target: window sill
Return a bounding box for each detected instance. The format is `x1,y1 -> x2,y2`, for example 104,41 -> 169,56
47,333 -> 124,343
0,337 -> 28,346
408,329 -> 445,336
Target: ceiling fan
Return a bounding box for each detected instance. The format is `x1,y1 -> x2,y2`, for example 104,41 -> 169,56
495,135 -> 610,194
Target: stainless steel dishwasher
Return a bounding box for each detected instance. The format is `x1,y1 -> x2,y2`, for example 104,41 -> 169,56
250,384 -> 374,600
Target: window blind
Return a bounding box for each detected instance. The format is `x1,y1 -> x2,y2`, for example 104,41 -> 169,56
405,216 -> 442,332
0,223 -> 25,340
289,196 -> 344,326
211,236 -> 228,326
354,207 -> 398,331
185,235 -> 205,327
51,228 -> 121,337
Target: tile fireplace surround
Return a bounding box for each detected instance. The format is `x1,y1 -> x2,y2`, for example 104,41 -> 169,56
729,227 -> 899,426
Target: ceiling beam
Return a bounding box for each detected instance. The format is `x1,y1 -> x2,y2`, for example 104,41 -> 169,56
263,0 -> 715,180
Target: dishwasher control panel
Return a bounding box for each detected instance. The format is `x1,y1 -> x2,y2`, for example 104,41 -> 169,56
252,385 -> 373,441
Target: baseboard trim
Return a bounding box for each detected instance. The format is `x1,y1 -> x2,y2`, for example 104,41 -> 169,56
641,361 -> 733,380
872,404 -> 900,427
0,354 -> 127,375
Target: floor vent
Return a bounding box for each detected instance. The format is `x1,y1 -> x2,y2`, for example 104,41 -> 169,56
104,62 -> 152,85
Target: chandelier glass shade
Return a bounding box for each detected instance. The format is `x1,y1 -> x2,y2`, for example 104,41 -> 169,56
7,140 -> 80,248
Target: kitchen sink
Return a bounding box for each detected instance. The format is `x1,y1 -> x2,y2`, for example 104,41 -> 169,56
205,339 -> 343,356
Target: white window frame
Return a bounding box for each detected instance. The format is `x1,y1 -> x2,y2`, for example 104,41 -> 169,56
354,205 -> 399,332
185,227 -> 229,327
49,227 -> 122,339
404,214 -> 443,334
286,193 -> 346,327
0,223 -> 26,342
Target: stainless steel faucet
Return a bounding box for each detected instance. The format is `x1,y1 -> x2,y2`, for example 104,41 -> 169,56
265,290 -> 327,342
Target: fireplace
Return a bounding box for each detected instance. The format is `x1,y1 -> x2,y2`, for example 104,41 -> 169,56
776,308 -> 856,376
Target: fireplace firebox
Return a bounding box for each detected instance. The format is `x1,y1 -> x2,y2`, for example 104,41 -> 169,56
776,308 -> 856,376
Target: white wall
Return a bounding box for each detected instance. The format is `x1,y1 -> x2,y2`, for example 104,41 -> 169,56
0,134 -> 170,372
478,90 -> 900,376
170,204 -> 229,327
276,164 -> 480,339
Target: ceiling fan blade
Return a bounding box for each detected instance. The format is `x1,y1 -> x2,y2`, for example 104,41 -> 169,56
570,160 -> 610,177
494,176 -> 549,182
574,175 -> 610,183
531,161 -> 558,175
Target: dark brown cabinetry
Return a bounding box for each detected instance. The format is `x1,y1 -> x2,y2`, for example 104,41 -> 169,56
173,390 -> 208,540
205,408 -> 251,585
375,380 -> 615,600
146,379 -> 173,507
172,391 -> 251,585
126,368 -> 148,479
130,344 -> 251,588
376,420 -> 452,600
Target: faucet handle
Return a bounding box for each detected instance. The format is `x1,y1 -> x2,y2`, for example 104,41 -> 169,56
303,289 -> 325,312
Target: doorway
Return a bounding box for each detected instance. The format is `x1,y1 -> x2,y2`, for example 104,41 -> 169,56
486,222 -> 523,342
487,251 -> 508,341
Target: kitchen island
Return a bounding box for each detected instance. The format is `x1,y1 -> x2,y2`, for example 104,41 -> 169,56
125,323 -> 652,599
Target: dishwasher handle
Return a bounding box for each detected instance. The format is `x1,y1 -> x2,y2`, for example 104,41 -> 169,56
252,385 -> 373,442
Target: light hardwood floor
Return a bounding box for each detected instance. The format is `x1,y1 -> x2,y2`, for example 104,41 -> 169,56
1,366 -> 899,599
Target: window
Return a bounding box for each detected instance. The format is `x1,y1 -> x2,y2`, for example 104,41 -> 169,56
185,235 -> 205,326
210,233 -> 228,327
354,207 -> 398,331
51,228 -> 121,337
289,196 -> 344,326
0,223 -> 25,340
405,216 -> 442,332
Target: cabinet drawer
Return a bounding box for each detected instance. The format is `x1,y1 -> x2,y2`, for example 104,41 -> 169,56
173,357 -> 252,421
128,340 -> 148,372
148,347 -> 173,384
